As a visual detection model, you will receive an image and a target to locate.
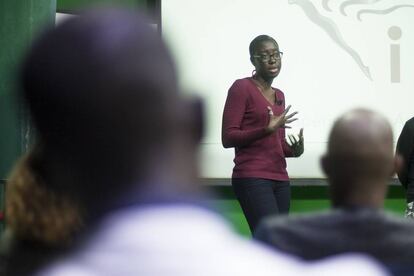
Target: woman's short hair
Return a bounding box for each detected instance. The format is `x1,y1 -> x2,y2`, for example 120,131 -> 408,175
249,35 -> 277,57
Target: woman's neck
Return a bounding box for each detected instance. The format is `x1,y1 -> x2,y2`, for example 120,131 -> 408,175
253,74 -> 273,89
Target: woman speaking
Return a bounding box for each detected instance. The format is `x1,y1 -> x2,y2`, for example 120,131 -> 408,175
222,35 -> 304,233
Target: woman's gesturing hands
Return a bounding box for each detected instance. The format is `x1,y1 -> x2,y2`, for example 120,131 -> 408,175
287,128 -> 304,157
265,105 -> 298,133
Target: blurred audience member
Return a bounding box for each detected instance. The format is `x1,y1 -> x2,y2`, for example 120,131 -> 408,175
14,9 -> 389,276
396,117 -> 414,217
255,109 -> 414,268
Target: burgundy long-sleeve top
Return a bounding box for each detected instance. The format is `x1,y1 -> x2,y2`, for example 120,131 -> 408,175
222,78 -> 294,181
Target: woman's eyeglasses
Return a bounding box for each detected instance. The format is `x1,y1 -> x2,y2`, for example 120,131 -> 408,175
253,51 -> 283,62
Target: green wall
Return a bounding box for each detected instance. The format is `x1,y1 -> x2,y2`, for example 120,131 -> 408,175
0,1 -> 56,180
0,0 -> 57,232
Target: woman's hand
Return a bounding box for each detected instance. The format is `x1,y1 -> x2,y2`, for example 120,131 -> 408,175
265,105 -> 298,133
287,128 -> 304,157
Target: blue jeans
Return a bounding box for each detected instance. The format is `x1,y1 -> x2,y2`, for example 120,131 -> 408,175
232,178 -> 290,234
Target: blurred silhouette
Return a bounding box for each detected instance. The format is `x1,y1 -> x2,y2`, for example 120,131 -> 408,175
15,9 -> 388,276
396,117 -> 414,217
255,108 -> 414,267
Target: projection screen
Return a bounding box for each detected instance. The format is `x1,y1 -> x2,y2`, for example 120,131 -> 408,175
162,0 -> 413,179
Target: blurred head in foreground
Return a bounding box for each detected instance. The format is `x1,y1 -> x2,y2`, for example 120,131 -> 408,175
321,108 -> 400,208
20,9 -> 203,219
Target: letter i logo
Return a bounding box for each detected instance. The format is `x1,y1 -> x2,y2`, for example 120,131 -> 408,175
388,26 -> 402,83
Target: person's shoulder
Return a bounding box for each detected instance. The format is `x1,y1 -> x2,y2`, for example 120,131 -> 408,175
230,78 -> 252,89
35,205 -> 302,276
340,208 -> 414,232
380,210 -> 414,228
228,78 -> 253,97
405,117 -> 414,129
398,117 -> 414,138
273,87 -> 285,101
273,87 -> 284,94
233,77 -> 252,85
371,211 -> 414,248
255,211 -> 332,236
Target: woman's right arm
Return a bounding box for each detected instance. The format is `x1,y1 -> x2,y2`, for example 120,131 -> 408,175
221,82 -> 268,148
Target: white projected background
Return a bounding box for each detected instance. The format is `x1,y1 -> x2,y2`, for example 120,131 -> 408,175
56,13 -> 75,25
162,0 -> 413,179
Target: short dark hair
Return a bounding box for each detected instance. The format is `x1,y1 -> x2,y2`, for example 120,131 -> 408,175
249,35 -> 277,57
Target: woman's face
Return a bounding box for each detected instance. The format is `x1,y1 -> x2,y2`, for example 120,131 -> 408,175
252,40 -> 282,81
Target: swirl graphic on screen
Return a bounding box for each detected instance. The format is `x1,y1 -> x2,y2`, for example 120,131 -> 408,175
340,0 -> 383,16
357,5 -> 414,20
289,0 -> 414,81
322,0 -> 333,11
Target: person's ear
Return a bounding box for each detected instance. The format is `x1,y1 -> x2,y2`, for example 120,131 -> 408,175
320,155 -> 330,176
393,153 -> 404,177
